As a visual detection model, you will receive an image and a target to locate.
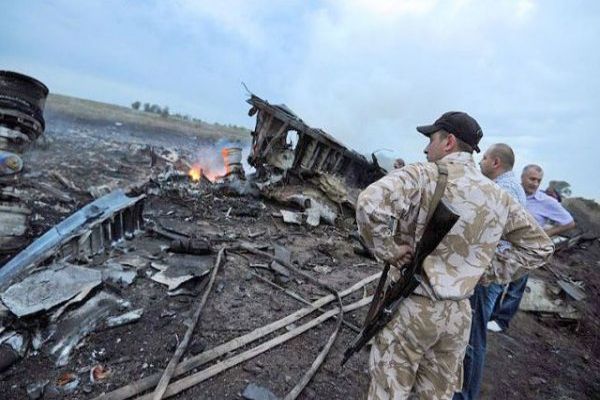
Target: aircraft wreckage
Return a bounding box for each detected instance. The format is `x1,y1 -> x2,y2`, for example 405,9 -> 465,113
0,89 -> 590,399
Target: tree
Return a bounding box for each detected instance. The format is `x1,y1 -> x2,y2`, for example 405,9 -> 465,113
548,180 -> 572,197
143,103 -> 151,112
131,101 -> 141,110
161,106 -> 170,118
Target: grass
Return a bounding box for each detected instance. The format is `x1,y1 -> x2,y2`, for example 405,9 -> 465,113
45,93 -> 251,142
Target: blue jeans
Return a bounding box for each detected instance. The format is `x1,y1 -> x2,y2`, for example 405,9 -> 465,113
486,274 -> 529,331
453,285 -> 490,400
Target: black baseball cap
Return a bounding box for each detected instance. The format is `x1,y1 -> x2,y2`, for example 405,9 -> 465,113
417,111 -> 483,153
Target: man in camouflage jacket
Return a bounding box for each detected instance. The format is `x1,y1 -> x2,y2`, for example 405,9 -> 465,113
356,112 -> 554,399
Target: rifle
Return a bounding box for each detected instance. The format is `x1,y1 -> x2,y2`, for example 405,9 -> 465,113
342,165 -> 459,365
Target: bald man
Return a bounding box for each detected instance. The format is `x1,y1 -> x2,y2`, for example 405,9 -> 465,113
454,143 -> 527,400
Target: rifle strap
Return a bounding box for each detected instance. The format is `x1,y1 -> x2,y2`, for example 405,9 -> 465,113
413,162 -> 449,301
425,162 -> 449,225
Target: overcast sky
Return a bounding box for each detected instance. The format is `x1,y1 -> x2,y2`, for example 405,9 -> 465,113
2,0 -> 599,199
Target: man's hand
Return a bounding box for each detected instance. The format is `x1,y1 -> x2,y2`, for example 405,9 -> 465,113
393,245 -> 414,266
545,221 -> 576,238
393,158 -> 405,169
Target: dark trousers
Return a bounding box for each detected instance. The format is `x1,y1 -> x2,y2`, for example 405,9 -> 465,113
453,285 -> 489,400
454,276 -> 529,400
486,274 -> 529,330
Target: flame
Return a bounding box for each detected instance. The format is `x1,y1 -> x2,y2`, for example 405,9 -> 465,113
188,161 -> 225,182
189,163 -> 202,181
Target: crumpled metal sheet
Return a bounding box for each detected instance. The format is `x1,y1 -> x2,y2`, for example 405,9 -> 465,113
519,277 -> 581,319
150,257 -> 212,291
1,264 -> 101,317
48,291 -> 124,366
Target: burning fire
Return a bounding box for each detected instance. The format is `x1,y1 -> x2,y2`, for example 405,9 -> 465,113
188,162 -> 225,182
187,145 -> 240,182
189,163 -> 202,181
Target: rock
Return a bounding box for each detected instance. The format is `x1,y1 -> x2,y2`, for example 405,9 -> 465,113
270,298 -> 282,311
189,340 -> 206,355
166,335 -> 178,352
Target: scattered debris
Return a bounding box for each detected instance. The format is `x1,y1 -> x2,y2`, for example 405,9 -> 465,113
101,262 -> 137,287
56,372 -> 80,394
0,332 -> 27,372
0,189 -> 145,290
313,265 -> 332,274
25,380 -> 48,400
242,383 -> 279,400
270,261 -> 290,278
151,248 -> 226,400
1,264 -> 102,317
519,278 -> 581,320
49,291 -> 125,366
0,89 -> 597,399
280,210 -> 302,225
114,254 -> 149,269
556,279 -> 586,301
0,201 -> 31,254
150,255 -> 213,291
51,171 -> 82,193
90,364 -> 111,383
168,238 -> 211,255
105,308 -> 143,328
37,181 -> 74,203
92,273 -> 378,400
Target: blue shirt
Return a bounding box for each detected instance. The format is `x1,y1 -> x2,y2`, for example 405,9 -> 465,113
494,171 -> 527,252
526,190 -> 574,227
495,171 -> 527,206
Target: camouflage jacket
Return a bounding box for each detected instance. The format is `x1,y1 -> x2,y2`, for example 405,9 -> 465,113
356,152 -> 554,300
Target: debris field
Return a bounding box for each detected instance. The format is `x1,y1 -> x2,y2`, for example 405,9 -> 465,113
1,93 -> 599,400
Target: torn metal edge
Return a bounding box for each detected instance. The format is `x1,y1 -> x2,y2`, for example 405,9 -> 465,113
0,189 -> 145,290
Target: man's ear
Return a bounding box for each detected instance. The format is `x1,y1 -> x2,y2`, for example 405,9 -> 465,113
445,134 -> 457,152
492,157 -> 501,169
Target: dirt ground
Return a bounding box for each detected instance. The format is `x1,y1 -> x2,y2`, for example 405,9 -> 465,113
0,101 -> 599,399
